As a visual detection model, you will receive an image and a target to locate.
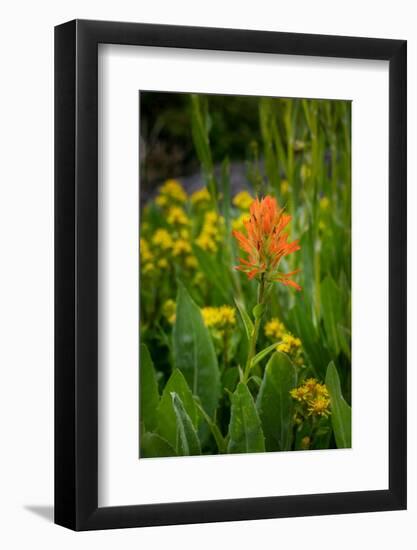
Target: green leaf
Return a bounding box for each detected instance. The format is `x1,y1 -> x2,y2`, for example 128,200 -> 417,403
256,352 -> 297,451
251,341 -> 281,368
173,281 -> 220,417
192,245 -> 232,303
325,361 -> 352,448
156,369 -> 198,449
234,298 -> 254,341
140,432 -> 176,458
321,275 -> 345,356
139,343 -> 159,431
227,383 -> 265,454
252,303 -> 265,320
194,397 -> 227,454
171,393 -> 202,456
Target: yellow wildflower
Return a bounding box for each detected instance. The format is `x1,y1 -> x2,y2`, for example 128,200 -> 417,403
162,299 -> 176,324
185,255 -> 198,269
277,333 -> 302,355
155,194 -> 168,207
264,318 -> 286,340
232,213 -> 249,233
233,190 -> 254,210
201,305 -> 236,330
159,179 -> 187,203
290,379 -> 331,418
142,262 -> 155,275
195,210 -> 224,253
300,164 -> 311,181
290,385 -> 310,402
152,228 -> 173,250
320,196 -> 330,210
140,238 -> 153,262
280,179 -> 289,195
172,239 -> 192,257
157,258 -> 169,269
191,187 -> 211,205
195,233 -> 217,252
307,396 -> 331,417
167,206 -> 189,226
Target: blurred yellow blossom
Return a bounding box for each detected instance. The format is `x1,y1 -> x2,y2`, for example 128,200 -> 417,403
142,262 -> 155,275
185,255 -> 198,269
152,228 -> 173,250
172,239 -> 192,257
157,258 -> 169,269
232,213 -> 249,233
320,196 -> 330,210
232,190 -> 254,210
159,179 -> 187,203
264,318 -> 286,340
140,238 -> 153,262
201,305 -> 236,330
162,299 -> 176,324
300,163 -> 311,181
280,179 -> 289,195
191,187 -> 211,206
167,206 -> 189,226
195,210 -> 224,253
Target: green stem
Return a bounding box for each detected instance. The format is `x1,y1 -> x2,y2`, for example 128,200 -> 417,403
242,276 -> 266,384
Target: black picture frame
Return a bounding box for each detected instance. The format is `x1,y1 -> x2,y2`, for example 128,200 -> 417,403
55,19 -> 407,531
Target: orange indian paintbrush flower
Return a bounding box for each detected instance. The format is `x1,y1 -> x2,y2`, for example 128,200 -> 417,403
232,195 -> 302,290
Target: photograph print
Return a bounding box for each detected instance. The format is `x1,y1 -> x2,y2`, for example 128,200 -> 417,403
139,91 -> 352,459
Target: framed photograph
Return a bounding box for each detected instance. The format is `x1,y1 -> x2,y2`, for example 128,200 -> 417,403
55,19 -> 406,530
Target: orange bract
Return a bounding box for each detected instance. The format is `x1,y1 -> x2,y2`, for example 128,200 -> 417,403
232,195 -> 301,290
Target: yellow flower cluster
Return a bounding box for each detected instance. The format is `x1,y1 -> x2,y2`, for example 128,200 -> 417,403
232,213 -> 249,233
264,318 -> 286,340
201,305 -> 236,330
140,237 -> 155,275
264,318 -> 304,366
195,210 -> 224,253
162,299 -> 176,324
172,238 -> 192,257
232,190 -> 254,210
277,333 -> 302,355
155,179 -> 187,206
290,378 -> 331,418
280,179 -> 289,196
191,187 -> 211,206
167,206 -> 189,226
152,228 -> 173,250
319,196 -> 330,210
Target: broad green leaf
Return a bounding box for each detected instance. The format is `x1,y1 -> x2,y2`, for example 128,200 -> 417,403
171,393 -> 201,456
157,369 -> 198,449
234,298 -> 254,342
325,361 -> 352,448
173,281 -> 220,417
251,341 -> 281,368
227,383 -> 265,454
256,352 -> 297,451
140,432 -> 176,458
139,343 -> 159,431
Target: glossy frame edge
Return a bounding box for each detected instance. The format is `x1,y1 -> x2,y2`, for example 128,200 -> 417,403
54,19 -> 407,531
